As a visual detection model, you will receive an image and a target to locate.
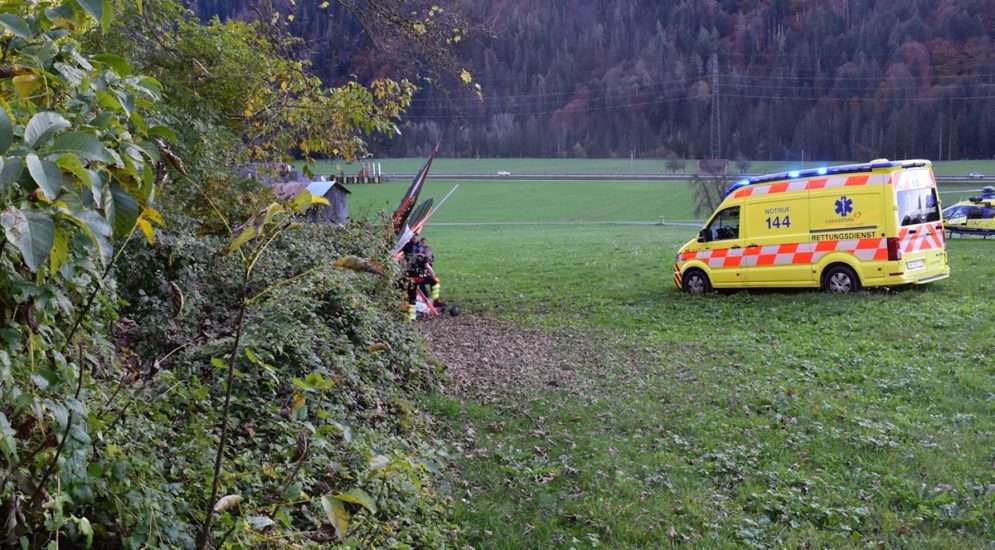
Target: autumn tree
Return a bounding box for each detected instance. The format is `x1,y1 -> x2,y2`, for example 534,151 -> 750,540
689,172 -> 734,218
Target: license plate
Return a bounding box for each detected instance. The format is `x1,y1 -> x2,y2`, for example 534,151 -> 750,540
907,259 -> 925,270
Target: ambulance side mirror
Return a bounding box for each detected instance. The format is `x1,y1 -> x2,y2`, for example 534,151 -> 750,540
698,229 -> 708,243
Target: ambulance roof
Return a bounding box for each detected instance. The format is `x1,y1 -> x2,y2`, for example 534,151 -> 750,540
724,159 -> 931,198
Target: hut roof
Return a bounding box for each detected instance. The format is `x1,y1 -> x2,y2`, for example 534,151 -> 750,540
271,180 -> 350,201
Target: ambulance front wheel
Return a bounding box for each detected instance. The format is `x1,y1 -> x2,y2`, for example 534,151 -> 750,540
822,264 -> 861,293
682,269 -> 712,295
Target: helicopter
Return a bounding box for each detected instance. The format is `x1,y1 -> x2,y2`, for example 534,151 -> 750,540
939,185 -> 995,238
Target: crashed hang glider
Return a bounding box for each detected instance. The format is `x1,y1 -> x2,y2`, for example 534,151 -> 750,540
392,185 -> 459,257
388,147 -> 461,255
391,146 -> 438,234
392,200 -> 433,256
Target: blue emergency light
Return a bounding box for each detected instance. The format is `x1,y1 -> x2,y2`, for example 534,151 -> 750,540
720,159 -> 931,198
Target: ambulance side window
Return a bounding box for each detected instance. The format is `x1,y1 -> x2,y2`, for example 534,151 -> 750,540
705,206 -> 740,241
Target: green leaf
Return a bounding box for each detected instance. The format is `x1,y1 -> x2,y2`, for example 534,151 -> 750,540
244,348 -> 276,372
51,132 -> 111,163
55,154 -> 92,187
245,516 -> 275,532
26,154 -> 64,199
1,207 -> 55,273
60,210 -> 112,266
54,61 -> 87,87
29,368 -> 59,390
320,496 -> 349,541
113,90 -> 135,116
219,221 -> 258,257
108,183 -> 139,239
85,169 -> 103,206
44,6 -> 77,27
0,411 -> 18,462
0,158 -> 22,189
260,203 -> 284,226
219,203 -> 284,256
50,226 -> 69,273
147,126 -> 176,143
90,54 -> 132,76
24,112 -> 70,149
0,107 -> 12,155
95,90 -> 123,113
0,14 -> 31,38
76,517 -> 93,548
334,488 -> 378,514
130,111 -> 148,135
134,77 -> 162,101
134,97 -> 156,111
89,112 -> 114,130
99,0 -> 113,30
77,0 -> 113,31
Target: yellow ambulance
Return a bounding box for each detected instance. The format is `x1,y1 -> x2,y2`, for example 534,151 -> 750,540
674,159 -> 949,293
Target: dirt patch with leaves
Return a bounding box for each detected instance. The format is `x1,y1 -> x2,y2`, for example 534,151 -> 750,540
418,314 -> 658,404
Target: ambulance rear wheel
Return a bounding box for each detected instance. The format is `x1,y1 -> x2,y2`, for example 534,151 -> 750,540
683,269 -> 711,295
823,265 -> 861,293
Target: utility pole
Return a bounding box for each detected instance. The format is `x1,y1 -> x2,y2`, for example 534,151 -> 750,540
630,149 -> 634,173
710,53 -> 721,161
937,118 -> 943,161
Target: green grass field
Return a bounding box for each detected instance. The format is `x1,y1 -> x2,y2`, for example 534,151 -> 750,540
348,179 -> 699,223
372,175 -> 995,548
346,176 -> 989,226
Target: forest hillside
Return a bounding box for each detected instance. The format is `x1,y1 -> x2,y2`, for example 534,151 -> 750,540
194,0 -> 995,161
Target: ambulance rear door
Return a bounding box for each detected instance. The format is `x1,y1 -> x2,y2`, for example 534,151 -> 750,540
894,169 -> 945,276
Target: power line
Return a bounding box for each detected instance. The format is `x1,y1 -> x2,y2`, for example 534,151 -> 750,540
405,72 -> 995,107
402,92 -> 995,120
403,78 -> 995,116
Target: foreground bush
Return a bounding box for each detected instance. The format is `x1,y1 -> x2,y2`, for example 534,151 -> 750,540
4,214 -> 456,547
3,2 -> 456,547
103,220 -> 456,548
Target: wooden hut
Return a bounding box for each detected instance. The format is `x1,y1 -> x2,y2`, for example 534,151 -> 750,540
272,180 -> 351,223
